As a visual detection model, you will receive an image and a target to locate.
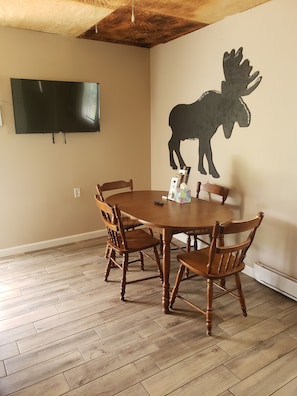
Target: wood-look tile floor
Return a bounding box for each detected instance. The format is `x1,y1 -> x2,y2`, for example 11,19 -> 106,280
0,237 -> 297,395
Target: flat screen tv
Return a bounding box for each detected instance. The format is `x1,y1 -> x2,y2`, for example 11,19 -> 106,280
10,78 -> 100,134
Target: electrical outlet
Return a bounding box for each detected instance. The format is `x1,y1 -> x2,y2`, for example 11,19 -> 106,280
74,187 -> 80,198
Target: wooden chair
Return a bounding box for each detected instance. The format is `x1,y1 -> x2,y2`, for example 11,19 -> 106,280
186,182 -> 229,251
170,211 -> 264,336
94,195 -> 163,301
97,180 -> 143,258
96,179 -> 142,231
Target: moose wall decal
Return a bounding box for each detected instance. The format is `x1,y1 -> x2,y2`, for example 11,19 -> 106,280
168,47 -> 262,178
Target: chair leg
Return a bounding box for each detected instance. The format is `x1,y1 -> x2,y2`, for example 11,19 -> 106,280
185,234 -> 198,278
206,278 -> 213,336
153,246 -> 163,283
185,236 -> 192,278
220,278 -> 226,288
218,235 -> 225,288
235,273 -> 247,316
193,235 -> 198,250
159,234 -> 163,256
170,265 -> 185,308
186,234 -> 191,252
139,251 -> 144,271
104,247 -> 114,281
120,254 -> 129,301
186,233 -> 198,251
104,244 -> 110,258
105,244 -> 117,268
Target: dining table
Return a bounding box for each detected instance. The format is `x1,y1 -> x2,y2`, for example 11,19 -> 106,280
106,190 -> 233,313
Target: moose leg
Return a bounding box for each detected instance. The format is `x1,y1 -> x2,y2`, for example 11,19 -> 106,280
205,143 -> 220,178
199,140 -> 220,178
168,137 -> 178,169
168,137 -> 186,170
198,140 -> 207,175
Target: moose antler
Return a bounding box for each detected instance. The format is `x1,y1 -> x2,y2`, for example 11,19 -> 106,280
223,47 -> 262,97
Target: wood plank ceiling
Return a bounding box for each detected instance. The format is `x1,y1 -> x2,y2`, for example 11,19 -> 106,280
0,0 -> 271,48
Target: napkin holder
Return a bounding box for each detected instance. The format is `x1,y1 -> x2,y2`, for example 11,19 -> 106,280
168,167 -> 191,203
174,187 -> 191,204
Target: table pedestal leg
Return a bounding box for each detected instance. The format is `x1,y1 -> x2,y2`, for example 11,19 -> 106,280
162,228 -> 172,313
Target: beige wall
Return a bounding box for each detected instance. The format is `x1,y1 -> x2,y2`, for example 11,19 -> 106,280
0,27 -> 151,251
150,0 -> 297,277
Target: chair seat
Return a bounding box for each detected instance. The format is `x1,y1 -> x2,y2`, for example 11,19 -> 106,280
118,229 -> 160,253
122,216 -> 142,230
177,248 -> 245,279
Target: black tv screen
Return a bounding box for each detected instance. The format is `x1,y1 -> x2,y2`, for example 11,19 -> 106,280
10,78 -> 100,133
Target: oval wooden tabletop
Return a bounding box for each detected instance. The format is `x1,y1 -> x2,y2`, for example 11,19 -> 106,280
106,190 -> 233,231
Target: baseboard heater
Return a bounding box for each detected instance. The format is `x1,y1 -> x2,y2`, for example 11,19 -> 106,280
254,262 -> 297,302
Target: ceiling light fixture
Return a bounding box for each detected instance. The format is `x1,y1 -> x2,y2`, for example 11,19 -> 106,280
131,0 -> 135,23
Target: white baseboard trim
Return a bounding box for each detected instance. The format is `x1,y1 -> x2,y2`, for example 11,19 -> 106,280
243,265 -> 254,278
254,262 -> 297,301
0,229 -> 106,258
